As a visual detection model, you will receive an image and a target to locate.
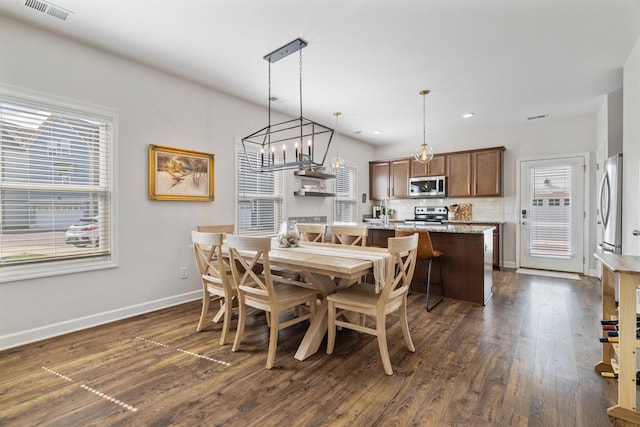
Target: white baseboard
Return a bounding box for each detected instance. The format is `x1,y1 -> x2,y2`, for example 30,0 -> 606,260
502,261 -> 516,269
0,290 -> 201,351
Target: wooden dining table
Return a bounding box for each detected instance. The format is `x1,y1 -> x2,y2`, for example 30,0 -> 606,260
226,239 -> 390,361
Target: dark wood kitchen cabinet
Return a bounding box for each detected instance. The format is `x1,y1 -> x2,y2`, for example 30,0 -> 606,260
369,161 -> 389,201
389,159 -> 410,198
446,147 -> 504,197
446,152 -> 473,197
369,159 -> 410,200
410,154 -> 446,177
472,148 -> 503,197
370,146 -> 504,200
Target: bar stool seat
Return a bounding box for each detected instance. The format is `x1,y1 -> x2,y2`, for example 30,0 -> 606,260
395,229 -> 444,311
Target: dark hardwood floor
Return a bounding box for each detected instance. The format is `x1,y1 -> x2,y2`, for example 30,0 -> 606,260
0,270 -> 631,426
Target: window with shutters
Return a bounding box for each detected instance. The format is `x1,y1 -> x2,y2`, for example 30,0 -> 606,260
236,141 -> 284,235
0,88 -> 116,282
334,165 -> 357,223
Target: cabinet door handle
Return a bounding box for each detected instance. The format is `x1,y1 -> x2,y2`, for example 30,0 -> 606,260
633,230 -> 640,236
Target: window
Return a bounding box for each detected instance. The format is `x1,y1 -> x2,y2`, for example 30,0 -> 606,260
235,141 -> 284,235
0,88 -> 116,282
334,165 -> 357,222
529,165 -> 572,257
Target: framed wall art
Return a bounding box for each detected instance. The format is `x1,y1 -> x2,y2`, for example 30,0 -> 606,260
148,145 -> 215,201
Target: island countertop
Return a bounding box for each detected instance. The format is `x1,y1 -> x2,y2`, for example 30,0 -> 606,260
343,222 -> 495,234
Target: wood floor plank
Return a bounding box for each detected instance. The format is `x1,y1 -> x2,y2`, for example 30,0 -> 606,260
1,271 -> 637,426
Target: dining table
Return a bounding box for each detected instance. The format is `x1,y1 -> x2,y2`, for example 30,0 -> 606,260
226,238 -> 391,361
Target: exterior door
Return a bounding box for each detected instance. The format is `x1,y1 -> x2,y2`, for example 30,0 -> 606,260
519,156 -> 585,273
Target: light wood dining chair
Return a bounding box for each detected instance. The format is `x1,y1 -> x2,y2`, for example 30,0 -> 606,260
330,224 -> 368,246
295,223 -> 327,243
227,235 -> 319,369
326,233 -> 419,375
191,230 -> 238,345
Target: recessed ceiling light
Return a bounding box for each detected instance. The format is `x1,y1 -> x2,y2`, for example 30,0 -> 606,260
462,112 -> 475,118
372,130 -> 382,135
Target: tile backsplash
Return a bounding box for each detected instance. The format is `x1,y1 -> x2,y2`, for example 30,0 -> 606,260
381,198 -> 505,222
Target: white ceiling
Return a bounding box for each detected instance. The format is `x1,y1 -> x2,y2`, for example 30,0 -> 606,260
2,0 -> 640,147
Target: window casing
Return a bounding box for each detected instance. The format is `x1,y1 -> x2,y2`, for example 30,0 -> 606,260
0,88 -> 116,282
334,165 -> 357,223
235,141 -> 284,235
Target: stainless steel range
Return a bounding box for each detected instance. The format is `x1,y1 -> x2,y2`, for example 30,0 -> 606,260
404,206 -> 449,225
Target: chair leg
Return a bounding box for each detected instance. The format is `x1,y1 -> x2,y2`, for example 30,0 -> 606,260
265,312 -> 279,369
219,296 -> 232,346
232,296 -> 247,352
327,300 -> 336,354
376,317 -> 393,375
400,296 -> 415,352
196,291 -> 210,332
426,258 -> 444,312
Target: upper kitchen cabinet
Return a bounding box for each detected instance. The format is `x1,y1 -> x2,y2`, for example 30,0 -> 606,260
473,147 -> 504,196
446,147 -> 505,197
446,152 -> 473,197
369,161 -> 390,200
411,154 -> 446,177
390,159 -> 411,198
369,158 -> 411,200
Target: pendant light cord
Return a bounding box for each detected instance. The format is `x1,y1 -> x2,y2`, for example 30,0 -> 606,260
422,90 -> 426,147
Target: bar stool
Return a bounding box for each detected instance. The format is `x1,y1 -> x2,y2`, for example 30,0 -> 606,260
395,229 -> 444,311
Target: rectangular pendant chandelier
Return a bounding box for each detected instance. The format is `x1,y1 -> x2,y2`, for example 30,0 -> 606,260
241,38 -> 334,172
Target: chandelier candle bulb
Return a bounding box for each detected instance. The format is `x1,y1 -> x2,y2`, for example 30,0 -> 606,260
295,142 -> 299,161
271,146 -> 275,164
282,144 -> 286,163
261,148 -> 264,166
308,140 -> 311,157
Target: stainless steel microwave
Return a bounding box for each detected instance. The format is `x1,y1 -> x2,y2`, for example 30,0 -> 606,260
409,175 -> 446,198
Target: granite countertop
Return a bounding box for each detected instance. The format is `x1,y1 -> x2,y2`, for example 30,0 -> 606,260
338,222 -> 495,234
444,219 -> 505,225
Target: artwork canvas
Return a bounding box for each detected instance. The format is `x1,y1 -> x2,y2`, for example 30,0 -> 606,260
148,145 -> 214,201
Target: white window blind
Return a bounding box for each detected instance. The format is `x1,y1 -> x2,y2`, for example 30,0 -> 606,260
334,165 -> 357,223
0,89 -> 114,280
236,142 -> 284,235
529,165 -> 572,257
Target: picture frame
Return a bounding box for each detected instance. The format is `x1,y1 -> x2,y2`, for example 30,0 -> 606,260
148,145 -> 215,201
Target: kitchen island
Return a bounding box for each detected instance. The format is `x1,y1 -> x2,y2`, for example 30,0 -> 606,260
338,222 -> 495,305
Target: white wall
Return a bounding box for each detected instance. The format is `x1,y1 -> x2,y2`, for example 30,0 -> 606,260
0,15 -> 373,349
623,37 -> 640,256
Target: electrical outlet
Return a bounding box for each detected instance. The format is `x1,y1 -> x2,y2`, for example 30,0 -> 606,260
179,267 -> 189,279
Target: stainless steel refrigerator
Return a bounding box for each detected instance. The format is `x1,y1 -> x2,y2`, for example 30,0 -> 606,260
598,153 -> 623,254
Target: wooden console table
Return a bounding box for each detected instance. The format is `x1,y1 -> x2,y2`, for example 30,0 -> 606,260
594,252 -> 640,424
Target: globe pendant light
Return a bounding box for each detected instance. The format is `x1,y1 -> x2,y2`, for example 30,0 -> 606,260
331,111 -> 345,172
414,89 -> 434,163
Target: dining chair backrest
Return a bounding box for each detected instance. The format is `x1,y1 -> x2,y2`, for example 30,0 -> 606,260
379,233 -> 419,303
330,225 -> 368,246
296,223 -> 327,243
226,235 -> 276,308
191,231 -> 233,289
197,224 -> 235,234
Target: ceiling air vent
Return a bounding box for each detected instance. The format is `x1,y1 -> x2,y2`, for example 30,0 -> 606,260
527,114 -> 548,121
23,0 -> 73,22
